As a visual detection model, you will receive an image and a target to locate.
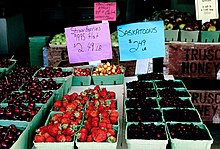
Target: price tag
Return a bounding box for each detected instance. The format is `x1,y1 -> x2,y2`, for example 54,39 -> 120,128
64,22 -> 112,64
195,0 -> 219,20
117,21 -> 165,61
94,2 -> 116,21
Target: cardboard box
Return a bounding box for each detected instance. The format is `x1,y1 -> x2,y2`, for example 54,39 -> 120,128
164,42 -> 220,79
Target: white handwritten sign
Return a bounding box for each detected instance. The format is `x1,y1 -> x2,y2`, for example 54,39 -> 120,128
195,0 -> 219,20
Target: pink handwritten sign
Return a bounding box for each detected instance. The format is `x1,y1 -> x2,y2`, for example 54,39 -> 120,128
64,22 -> 112,64
94,2 -> 116,21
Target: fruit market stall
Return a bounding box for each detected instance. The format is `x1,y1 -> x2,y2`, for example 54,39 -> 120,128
0,56 -> 216,149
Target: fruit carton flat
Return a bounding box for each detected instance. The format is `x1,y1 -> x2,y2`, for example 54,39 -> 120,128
124,97 -> 159,109
126,80 -> 156,90
162,108 -> 203,123
157,97 -> 195,109
125,122 -> 169,149
0,103 -> 45,148
33,78 -> 66,99
180,30 -> 200,42
126,108 -> 164,123
33,67 -> 73,96
33,111 -> 80,149
166,122 -> 213,149
2,90 -> 56,115
200,31 -> 220,43
137,73 -> 164,81
164,29 -> 179,42
75,125 -> 119,149
154,79 -> 187,89
157,88 -> 191,99
0,59 -> 17,74
126,88 -> 159,98
0,120 -> 29,149
92,66 -> 125,85
72,65 -> 93,86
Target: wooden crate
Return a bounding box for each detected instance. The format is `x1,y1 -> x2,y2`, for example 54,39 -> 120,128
164,42 -> 220,79
189,90 -> 220,124
179,78 -> 220,124
48,46 -> 68,66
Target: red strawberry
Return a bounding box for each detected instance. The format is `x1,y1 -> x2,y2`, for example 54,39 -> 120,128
56,134 -> 66,142
107,128 -> 115,136
99,90 -> 107,98
99,111 -> 108,118
62,99 -> 69,108
65,126 -> 76,136
74,111 -> 83,119
43,132 -> 50,138
78,132 -> 87,142
66,103 -> 77,111
65,135 -> 73,142
110,116 -> 118,124
108,91 -> 116,99
34,135 -> 45,142
52,113 -> 63,122
94,85 -> 100,91
110,100 -> 117,110
62,94 -> 70,101
45,136 -> 55,142
36,126 -> 48,134
61,117 -> 71,125
59,107 -> 66,112
48,125 -> 61,137
63,111 -> 73,118
70,92 -> 78,100
87,135 -> 93,142
83,95 -> 89,102
54,100 -> 62,107
92,129 -> 107,142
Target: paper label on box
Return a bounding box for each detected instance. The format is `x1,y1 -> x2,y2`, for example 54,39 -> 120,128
195,0 -> 219,20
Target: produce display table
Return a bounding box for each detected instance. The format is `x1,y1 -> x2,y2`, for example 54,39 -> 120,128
32,75 -> 213,149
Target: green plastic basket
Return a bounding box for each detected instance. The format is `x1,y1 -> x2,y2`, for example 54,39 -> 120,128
126,88 -> 159,98
164,30 -> 179,42
72,65 -> 93,86
124,97 -> 159,109
1,90 -> 56,118
92,74 -> 124,85
157,88 -> 191,99
125,122 -> 168,149
200,31 -> 220,43
154,80 -> 187,89
0,120 -> 29,149
180,30 -> 200,42
75,125 -> 119,149
167,122 -> 213,149
157,97 -> 195,109
162,108 -> 203,123
33,67 -> 73,95
126,108 -> 164,123
34,111 -> 80,149
126,80 -> 156,89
